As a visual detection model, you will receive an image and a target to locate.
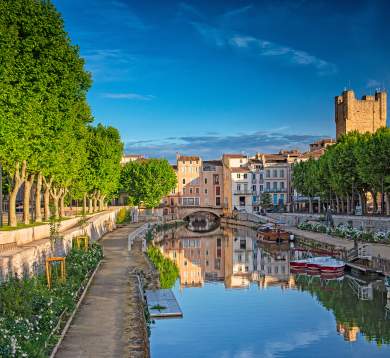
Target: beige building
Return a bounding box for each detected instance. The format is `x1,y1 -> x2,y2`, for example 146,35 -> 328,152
335,90 -> 387,139
163,155 -> 224,216
120,154 -> 144,165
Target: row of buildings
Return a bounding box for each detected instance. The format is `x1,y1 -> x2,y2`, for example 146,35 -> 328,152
121,89 -> 387,215
159,138 -> 334,215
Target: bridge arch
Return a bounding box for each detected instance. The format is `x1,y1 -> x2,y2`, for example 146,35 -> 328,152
177,206 -> 223,220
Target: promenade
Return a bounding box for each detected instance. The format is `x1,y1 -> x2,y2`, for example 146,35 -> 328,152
56,223 -> 153,358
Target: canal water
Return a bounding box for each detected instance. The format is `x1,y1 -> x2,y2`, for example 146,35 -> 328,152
150,226 -> 390,357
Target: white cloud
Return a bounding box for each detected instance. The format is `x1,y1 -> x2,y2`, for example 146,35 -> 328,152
103,93 -> 155,100
183,4 -> 337,75
366,79 -> 381,88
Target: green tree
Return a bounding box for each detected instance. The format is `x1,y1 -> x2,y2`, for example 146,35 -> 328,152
0,0 -> 92,225
120,159 -> 177,208
260,192 -> 273,210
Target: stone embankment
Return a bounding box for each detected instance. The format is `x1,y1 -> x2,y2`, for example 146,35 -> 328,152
0,208 -> 121,281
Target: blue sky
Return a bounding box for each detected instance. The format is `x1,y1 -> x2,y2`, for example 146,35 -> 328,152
53,0 -> 390,161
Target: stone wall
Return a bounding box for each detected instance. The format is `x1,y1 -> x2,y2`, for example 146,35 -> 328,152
0,209 -> 121,281
268,212 -> 390,232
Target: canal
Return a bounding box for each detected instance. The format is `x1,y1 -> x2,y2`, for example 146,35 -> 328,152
150,225 -> 390,357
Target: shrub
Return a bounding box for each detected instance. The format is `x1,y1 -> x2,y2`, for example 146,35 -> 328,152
116,207 -> 131,224
0,244 -> 103,357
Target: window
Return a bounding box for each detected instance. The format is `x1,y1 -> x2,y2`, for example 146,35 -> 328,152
190,188 -> 193,194
190,160 -> 192,164
273,194 -> 278,205
213,174 -> 219,184
195,187 -> 198,194
280,182 -> 285,190
183,188 -> 186,194
252,173 -> 256,183
252,185 -> 256,192
244,183 -> 248,192
252,195 -> 257,203
260,173 -> 264,180
182,178 -> 186,184
266,170 -> 270,178
239,196 -> 245,206
273,182 -> 278,190
237,173 -> 241,179
279,194 -> 285,205
205,188 -> 208,194
237,184 -> 241,191
216,197 -> 221,206
195,197 -> 200,206
280,169 -> 284,178
216,186 -> 220,195
260,185 -> 263,191
273,169 -> 278,178
243,173 -> 247,179
205,178 -> 208,184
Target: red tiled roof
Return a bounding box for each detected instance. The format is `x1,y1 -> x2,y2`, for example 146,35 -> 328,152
231,167 -> 249,173
223,154 -> 247,158
178,155 -> 200,161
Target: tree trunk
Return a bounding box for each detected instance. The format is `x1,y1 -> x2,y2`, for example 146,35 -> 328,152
93,195 -> 97,212
83,194 -> 87,215
385,192 -> 390,216
308,197 -> 313,214
371,191 -> 378,214
60,192 -> 66,218
318,197 -> 321,214
43,176 -> 53,221
35,172 -> 42,222
8,161 -> 27,227
23,174 -> 35,225
340,198 -> 345,214
335,196 -> 340,214
88,198 -> 93,213
50,187 -> 64,219
346,196 -> 351,215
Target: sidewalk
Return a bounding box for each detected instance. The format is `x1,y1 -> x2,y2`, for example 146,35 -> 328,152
56,223 -> 152,358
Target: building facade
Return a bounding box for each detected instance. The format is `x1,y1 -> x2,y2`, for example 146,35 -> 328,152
335,90 -> 387,139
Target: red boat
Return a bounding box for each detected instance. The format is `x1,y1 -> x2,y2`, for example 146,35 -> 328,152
290,256 -> 345,275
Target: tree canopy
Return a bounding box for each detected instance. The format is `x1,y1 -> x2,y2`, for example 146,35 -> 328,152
292,129 -> 390,215
120,159 -> 177,208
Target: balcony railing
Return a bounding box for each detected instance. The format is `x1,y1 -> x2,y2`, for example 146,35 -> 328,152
234,190 -> 255,195
263,188 -> 287,193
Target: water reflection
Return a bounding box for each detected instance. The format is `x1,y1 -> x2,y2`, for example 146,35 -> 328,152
155,225 -> 390,346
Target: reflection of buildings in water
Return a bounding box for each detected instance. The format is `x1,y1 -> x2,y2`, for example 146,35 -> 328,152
337,322 -> 360,342
224,229 -> 256,289
255,245 -> 295,289
160,234 -> 226,288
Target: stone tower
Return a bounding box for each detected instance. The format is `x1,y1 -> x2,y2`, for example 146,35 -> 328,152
335,90 -> 387,139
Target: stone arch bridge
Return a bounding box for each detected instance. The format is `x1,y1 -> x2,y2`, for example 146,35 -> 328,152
176,206 -> 223,220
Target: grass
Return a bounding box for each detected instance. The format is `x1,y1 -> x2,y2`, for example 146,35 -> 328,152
0,215 -> 82,231
0,222 -> 47,231
150,304 -> 167,311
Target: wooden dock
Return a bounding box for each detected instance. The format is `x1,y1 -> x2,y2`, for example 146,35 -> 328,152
145,289 -> 183,319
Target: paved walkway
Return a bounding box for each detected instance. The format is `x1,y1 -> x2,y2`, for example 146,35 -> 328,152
285,226 -> 355,250
56,223 -> 153,358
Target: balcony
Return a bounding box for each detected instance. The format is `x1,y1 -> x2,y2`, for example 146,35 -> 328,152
263,188 -> 287,193
234,190 -> 255,195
